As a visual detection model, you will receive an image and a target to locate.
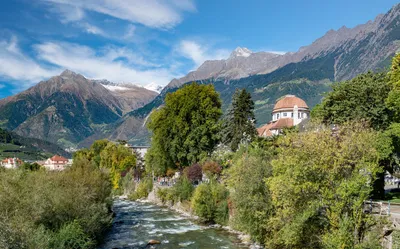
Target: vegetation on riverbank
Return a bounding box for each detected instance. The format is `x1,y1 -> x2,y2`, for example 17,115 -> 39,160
145,55 -> 400,248
0,161 -> 113,249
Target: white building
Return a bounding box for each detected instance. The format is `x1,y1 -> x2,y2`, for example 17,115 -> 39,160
258,95 -> 310,137
44,155 -> 70,170
0,157 -> 23,169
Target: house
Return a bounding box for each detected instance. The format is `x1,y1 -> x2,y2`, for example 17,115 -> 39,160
44,155 -> 70,170
0,157 -> 23,169
124,144 -> 150,159
258,95 -> 310,137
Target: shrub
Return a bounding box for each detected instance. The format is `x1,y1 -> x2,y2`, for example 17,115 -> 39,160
166,168 -> 176,177
0,162 -> 113,248
172,176 -> 194,202
50,221 -> 94,249
202,161 -> 221,177
129,177 -> 153,200
185,163 -> 203,183
191,180 -> 229,224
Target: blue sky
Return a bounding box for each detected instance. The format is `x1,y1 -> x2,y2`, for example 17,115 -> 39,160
0,0 -> 398,99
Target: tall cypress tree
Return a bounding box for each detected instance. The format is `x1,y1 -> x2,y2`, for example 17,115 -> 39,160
222,89 -> 257,151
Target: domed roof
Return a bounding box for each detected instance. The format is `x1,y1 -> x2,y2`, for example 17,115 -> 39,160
273,95 -> 308,111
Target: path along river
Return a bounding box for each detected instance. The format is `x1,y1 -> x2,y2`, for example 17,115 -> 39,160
99,199 -> 249,249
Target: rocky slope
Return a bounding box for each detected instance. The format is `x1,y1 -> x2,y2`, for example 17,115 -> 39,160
0,70 -> 157,148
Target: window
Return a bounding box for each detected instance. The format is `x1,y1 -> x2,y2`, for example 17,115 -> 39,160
277,113 -> 280,119
291,112 -> 293,118
298,113 -> 301,119
283,113 -> 287,117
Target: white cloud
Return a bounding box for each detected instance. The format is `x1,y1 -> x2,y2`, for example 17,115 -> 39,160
43,0 -> 196,29
34,41 -> 181,85
0,37 -> 60,86
124,24 -> 136,39
265,50 -> 287,55
50,3 -> 85,23
81,23 -> 106,36
178,40 -> 230,67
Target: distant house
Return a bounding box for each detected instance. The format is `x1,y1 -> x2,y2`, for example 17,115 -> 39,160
44,155 -> 70,171
258,95 -> 310,137
125,145 -> 150,158
0,157 -> 23,169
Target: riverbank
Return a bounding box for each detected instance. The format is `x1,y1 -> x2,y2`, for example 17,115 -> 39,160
141,186 -> 262,249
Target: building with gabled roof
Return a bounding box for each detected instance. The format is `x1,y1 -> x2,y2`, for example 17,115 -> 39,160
258,95 -> 310,137
44,155 -> 70,171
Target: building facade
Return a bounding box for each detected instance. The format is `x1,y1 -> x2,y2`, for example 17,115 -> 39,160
44,155 -> 70,170
258,95 -> 310,137
0,157 -> 23,169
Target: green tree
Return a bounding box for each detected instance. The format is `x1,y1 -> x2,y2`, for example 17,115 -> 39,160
386,54 -> 400,122
191,180 -> 229,224
227,142 -> 275,243
312,71 -> 392,130
266,123 -> 382,249
222,89 -> 257,151
146,83 -> 222,174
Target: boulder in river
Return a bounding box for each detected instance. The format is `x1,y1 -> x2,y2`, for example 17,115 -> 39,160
148,239 -> 161,245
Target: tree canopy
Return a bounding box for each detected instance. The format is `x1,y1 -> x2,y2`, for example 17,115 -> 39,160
222,89 -> 257,151
312,71 -> 392,130
146,83 -> 222,175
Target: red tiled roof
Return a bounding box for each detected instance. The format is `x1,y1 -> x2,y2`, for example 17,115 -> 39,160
257,122 -> 274,137
270,118 -> 294,130
50,155 -> 68,162
273,95 -> 308,111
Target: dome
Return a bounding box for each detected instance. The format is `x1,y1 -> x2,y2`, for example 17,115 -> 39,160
273,95 -> 308,112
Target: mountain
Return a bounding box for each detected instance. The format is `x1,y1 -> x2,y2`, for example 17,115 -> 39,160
2,4 -> 400,148
0,70 -> 157,148
166,4 -> 400,90
112,3 -> 400,144
0,128 -> 70,161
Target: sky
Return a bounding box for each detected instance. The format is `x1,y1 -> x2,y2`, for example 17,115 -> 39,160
0,0 -> 398,98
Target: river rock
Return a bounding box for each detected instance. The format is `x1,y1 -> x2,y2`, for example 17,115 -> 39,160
148,239 -> 161,245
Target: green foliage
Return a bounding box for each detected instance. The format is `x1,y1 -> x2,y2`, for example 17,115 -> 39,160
75,140 -> 136,190
129,177 -> 153,200
227,143 -> 275,243
50,221 -> 94,249
172,176 -> 194,202
222,89 -> 257,151
312,71 -> 392,130
191,180 -> 229,225
21,162 -> 41,171
0,163 -> 112,249
0,128 -> 70,160
266,123 -> 383,248
146,83 -> 222,175
386,54 -> 400,122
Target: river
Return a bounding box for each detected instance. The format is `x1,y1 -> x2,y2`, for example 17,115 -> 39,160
99,199 -> 249,249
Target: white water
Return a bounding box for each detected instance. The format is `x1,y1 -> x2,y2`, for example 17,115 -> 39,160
99,199 -> 248,249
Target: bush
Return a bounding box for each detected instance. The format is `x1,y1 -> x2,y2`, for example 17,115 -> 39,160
172,176 -> 194,202
0,163 -> 113,249
129,177 -> 153,200
50,221 -> 94,249
185,163 -> 203,183
202,161 -> 221,177
191,180 -> 229,224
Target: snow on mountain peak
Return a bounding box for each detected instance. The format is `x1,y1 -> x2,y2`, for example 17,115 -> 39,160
144,82 -> 163,93
230,47 -> 253,58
